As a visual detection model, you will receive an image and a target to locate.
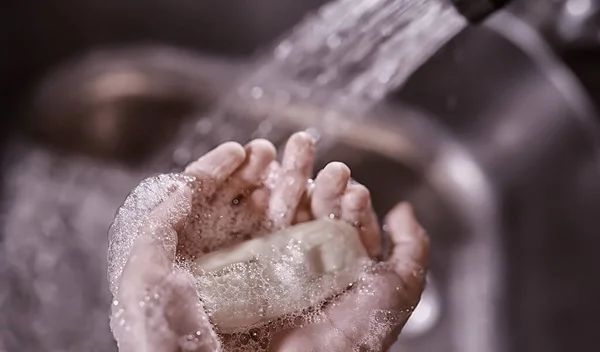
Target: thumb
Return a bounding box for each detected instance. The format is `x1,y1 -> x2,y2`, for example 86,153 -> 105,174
272,202 -> 430,352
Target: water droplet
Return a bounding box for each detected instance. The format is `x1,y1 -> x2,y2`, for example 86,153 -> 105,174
275,41 -> 293,60
256,120 -> 273,137
239,333 -> 250,344
380,26 -> 393,37
172,148 -> 192,166
112,300 -> 119,306
114,308 -> 124,319
251,86 -> 264,99
412,268 -> 425,277
374,310 -> 400,325
326,34 -> 342,48
195,118 -> 213,134
259,338 -> 269,349
304,128 -> 321,142
294,315 -> 305,326
249,328 -> 261,341
566,0 -> 591,17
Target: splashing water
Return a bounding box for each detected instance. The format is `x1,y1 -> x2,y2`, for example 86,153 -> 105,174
172,0 -> 466,163
242,0 -> 465,109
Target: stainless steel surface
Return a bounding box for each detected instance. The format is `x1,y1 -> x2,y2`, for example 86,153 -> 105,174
304,107 -> 504,352
27,48 -> 248,163
387,6 -> 600,351
1,2 -> 333,351
507,0 -> 600,50
402,276 -> 442,338
2,1 -> 600,352
451,0 -> 511,22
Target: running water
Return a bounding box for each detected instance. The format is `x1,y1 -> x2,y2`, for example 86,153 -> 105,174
0,0 -> 466,351
169,0 -> 466,167
170,0 -> 465,163
240,0 -> 465,110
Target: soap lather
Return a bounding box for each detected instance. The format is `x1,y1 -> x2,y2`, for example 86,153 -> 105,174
193,218 -> 370,333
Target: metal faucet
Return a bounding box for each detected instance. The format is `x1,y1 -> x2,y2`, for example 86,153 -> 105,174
451,0 -> 511,22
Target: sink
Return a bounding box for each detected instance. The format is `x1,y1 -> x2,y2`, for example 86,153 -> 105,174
1,1 -> 334,351
2,1 -> 600,352
3,0 -> 333,163
247,101 -> 504,352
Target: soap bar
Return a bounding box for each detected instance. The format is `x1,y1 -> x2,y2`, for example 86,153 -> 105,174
193,219 -> 369,333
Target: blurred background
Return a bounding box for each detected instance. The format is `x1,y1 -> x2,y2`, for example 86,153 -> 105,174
2,0 -> 600,351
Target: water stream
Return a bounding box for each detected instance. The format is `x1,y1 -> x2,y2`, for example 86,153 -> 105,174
170,0 -> 466,167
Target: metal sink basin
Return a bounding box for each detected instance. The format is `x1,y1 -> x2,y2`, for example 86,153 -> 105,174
3,0 -> 333,163
1,1 -> 335,351
2,1 -> 600,352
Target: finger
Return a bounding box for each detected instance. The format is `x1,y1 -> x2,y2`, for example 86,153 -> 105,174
218,139 -> 276,203
263,160 -> 282,190
112,267 -> 220,352
281,202 -> 429,351
340,183 -> 381,257
268,132 -> 315,228
384,202 -> 429,280
268,325 -> 344,352
183,142 -> 246,197
118,187 -> 193,297
164,269 -> 222,352
114,188 -> 217,352
311,162 -> 351,220
113,268 -> 220,352
112,231 -> 180,352
115,191 -> 193,349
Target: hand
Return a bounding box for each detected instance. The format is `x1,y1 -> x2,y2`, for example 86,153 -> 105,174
108,132 -> 430,352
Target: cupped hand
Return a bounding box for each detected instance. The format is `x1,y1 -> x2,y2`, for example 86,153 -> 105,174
108,132 -> 429,352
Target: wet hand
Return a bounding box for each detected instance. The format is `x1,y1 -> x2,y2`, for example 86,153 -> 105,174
108,132 -> 429,352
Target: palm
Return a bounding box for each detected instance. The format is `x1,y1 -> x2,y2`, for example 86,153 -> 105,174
109,132 -> 429,352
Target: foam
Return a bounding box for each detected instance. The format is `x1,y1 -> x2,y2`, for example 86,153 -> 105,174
108,173 -> 410,351
193,218 -> 370,333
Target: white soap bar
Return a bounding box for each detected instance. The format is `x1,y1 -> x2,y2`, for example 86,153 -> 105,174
193,219 -> 369,333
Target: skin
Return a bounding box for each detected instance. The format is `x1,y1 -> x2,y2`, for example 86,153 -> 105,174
111,132 -> 430,352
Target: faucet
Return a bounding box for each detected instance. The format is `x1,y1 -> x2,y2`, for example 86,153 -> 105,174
451,0 -> 511,22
